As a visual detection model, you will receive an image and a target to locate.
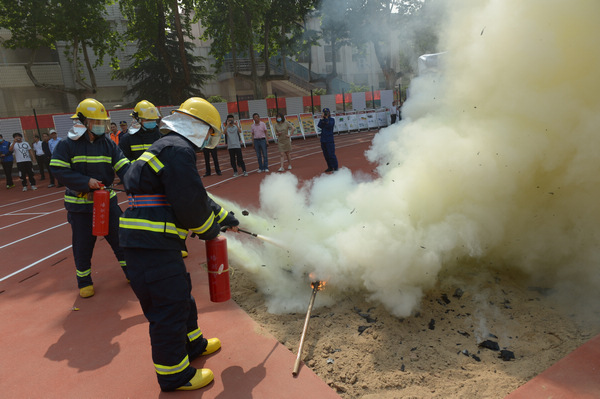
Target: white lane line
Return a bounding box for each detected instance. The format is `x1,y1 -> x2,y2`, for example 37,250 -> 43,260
3,212 -> 50,216
0,191 -> 63,208
1,197 -> 64,215
0,207 -> 64,230
0,245 -> 71,283
0,222 -> 69,249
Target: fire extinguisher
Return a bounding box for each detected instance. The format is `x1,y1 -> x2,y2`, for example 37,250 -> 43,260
92,184 -> 109,236
205,235 -> 230,302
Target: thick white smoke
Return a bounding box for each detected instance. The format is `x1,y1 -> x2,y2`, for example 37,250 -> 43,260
220,0 -> 600,317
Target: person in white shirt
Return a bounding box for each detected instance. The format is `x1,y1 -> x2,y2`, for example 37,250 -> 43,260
390,101 -> 397,124
9,132 -> 37,191
32,135 -> 48,180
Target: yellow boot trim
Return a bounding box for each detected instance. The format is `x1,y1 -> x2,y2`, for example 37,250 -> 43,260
79,285 -> 95,298
202,338 -> 221,356
175,368 -> 214,391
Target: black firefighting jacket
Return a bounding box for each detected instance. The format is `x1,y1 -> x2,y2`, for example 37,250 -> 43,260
119,132 -> 226,250
49,132 -> 130,213
119,126 -> 162,161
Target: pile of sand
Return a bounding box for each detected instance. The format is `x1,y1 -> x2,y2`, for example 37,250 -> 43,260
231,263 -> 599,398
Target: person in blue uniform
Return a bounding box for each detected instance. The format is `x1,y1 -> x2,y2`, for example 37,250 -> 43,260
119,100 -> 162,161
119,97 -> 239,392
317,108 -> 338,172
49,98 -> 130,298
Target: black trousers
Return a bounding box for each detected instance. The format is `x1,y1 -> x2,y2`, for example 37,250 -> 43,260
228,148 -> 246,173
203,148 -> 220,175
321,141 -> 338,170
124,248 -> 208,391
67,205 -> 127,288
1,161 -> 14,186
35,154 -> 49,180
17,161 -> 36,186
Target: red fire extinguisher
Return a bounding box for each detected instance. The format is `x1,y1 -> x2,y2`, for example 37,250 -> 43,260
92,184 -> 109,236
205,235 -> 230,302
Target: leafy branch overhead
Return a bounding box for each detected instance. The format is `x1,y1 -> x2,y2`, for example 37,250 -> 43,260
0,0 -> 122,99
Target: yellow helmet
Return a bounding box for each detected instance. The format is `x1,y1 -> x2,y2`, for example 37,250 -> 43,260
173,97 -> 222,133
71,98 -> 110,121
131,100 -> 160,120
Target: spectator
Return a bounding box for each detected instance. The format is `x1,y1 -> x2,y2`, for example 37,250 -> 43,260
202,143 -> 222,177
118,120 -> 129,141
10,132 -> 37,191
48,129 -> 63,187
109,122 -> 121,145
251,112 -> 269,172
390,101 -> 397,124
48,129 -> 61,154
32,135 -> 48,181
0,134 -> 15,188
41,133 -> 56,187
224,114 -> 247,177
317,108 -> 338,173
273,113 -> 293,172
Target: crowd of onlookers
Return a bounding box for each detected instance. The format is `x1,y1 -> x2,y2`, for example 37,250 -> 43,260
0,129 -> 63,191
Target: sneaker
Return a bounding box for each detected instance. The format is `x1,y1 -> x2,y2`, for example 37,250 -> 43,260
79,285 -> 95,298
6,184 -> 15,189
288,165 -> 292,170
216,172 -> 222,176
265,168 -> 269,172
31,185 -> 37,190
278,167 -> 284,172
48,184 -> 55,188
257,169 -> 263,173
174,369 -> 214,391
233,172 -> 239,177
243,171 -> 248,176
22,186 -> 27,192
324,168 -> 333,173
202,173 -> 211,177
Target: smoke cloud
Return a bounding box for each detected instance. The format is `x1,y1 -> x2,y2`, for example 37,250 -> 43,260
220,0 -> 600,318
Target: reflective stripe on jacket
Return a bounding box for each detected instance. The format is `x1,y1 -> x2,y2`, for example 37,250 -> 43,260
49,132 -> 130,213
119,133 -> 221,250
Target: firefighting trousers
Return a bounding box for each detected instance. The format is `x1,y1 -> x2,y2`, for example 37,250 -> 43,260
67,205 -> 127,288
321,141 -> 338,170
123,248 -> 208,391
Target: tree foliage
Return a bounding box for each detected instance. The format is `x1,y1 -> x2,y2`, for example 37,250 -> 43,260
113,30 -> 211,106
117,0 -> 212,104
0,0 -> 121,99
197,0 -> 317,98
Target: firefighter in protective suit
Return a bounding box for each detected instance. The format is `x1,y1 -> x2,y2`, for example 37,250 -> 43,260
119,97 -> 239,392
118,100 -> 162,161
50,98 -> 130,298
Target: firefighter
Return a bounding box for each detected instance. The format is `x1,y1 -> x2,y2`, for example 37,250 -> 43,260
49,98 -> 130,298
119,100 -> 162,161
119,97 -> 239,392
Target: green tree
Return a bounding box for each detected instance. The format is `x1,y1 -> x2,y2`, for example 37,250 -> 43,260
113,30 -> 211,106
0,0 -> 121,100
118,0 -> 211,104
197,0 -> 317,99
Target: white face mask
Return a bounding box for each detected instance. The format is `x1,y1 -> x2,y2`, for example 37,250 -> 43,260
277,118 -> 282,122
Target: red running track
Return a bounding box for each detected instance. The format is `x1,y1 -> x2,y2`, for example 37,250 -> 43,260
0,131 -> 376,398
